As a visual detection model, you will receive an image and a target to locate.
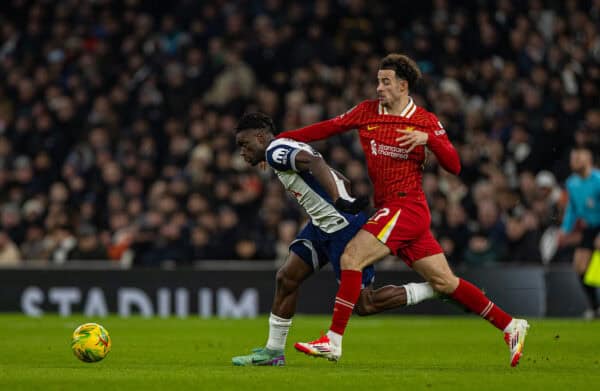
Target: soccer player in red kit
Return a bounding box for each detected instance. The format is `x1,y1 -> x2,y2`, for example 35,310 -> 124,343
277,54 -> 529,367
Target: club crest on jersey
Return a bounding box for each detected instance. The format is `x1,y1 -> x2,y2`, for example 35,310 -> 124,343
370,140 -> 378,155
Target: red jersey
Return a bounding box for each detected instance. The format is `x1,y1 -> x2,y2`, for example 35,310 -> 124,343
277,99 -> 461,207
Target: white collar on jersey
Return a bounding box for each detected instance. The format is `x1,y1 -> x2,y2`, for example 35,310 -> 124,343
378,96 -> 417,118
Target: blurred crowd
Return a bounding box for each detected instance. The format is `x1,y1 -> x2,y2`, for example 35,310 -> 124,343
0,0 -> 599,267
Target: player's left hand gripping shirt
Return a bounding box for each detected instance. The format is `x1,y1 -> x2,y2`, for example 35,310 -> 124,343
265,138 -> 350,233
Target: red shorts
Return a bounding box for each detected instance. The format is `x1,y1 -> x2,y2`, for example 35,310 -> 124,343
361,199 -> 443,267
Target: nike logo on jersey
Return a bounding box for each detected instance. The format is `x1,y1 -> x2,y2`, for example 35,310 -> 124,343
367,125 -> 379,130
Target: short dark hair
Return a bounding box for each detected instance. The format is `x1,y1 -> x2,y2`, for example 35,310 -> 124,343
572,143 -> 596,161
572,143 -> 592,153
380,53 -> 422,90
235,112 -> 275,134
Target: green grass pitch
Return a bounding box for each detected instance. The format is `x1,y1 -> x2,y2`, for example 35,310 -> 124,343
1,314 -> 599,391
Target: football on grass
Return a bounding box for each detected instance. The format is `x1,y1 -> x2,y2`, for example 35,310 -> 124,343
71,323 -> 112,362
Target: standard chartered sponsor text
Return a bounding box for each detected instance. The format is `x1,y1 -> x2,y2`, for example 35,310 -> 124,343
377,143 -> 410,159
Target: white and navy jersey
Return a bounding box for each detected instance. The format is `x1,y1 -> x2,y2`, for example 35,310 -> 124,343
265,138 -> 350,233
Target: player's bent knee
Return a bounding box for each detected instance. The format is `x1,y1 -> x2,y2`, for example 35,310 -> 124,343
429,275 -> 458,295
275,268 -> 301,294
340,251 -> 361,270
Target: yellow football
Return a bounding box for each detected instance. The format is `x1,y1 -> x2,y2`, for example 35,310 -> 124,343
71,323 -> 112,363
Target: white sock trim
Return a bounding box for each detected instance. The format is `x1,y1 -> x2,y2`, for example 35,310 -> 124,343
404,282 -> 435,306
326,330 -> 343,347
269,313 -> 292,325
404,284 -> 414,305
503,319 -> 515,333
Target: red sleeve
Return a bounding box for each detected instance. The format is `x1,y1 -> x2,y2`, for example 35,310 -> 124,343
425,115 -> 461,175
276,102 -> 366,142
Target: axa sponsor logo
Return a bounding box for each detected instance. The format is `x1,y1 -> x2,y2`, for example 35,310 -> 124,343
272,148 -> 290,165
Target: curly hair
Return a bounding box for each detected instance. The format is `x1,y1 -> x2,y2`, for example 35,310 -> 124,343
235,112 -> 276,134
380,53 -> 422,90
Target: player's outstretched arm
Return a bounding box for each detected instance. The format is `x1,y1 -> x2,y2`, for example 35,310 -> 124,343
276,102 -> 366,142
277,118 -> 346,142
294,150 -> 368,214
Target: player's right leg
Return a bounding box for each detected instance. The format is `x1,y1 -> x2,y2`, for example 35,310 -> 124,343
410,249 -> 529,367
232,251 -> 312,366
294,229 -> 391,361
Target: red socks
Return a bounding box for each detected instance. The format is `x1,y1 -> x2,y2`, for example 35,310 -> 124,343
330,270 -> 362,335
451,278 -> 512,331
330,275 -> 512,334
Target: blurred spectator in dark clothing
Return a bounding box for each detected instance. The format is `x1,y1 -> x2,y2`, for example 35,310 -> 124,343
275,220 -> 299,266
0,230 -> 22,266
476,199 -> 506,248
505,212 -> 542,263
20,225 -> 48,261
235,237 -> 260,260
190,225 -> 217,260
439,203 -> 470,265
46,225 -> 76,264
140,222 -> 191,266
464,231 -> 505,267
534,170 -> 562,229
1,204 -> 25,245
68,225 -> 109,261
